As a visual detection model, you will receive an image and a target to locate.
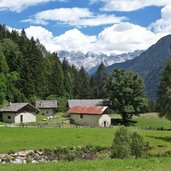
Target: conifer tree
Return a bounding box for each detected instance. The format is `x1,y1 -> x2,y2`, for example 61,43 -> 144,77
74,67 -> 92,99
49,55 -> 64,97
0,46 -> 9,73
62,58 -> 73,98
157,59 -> 171,120
91,62 -> 111,98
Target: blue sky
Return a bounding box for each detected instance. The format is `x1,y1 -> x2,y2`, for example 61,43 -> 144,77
0,0 -> 170,54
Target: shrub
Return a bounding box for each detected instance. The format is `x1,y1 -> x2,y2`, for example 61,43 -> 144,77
130,132 -> 149,158
111,127 -> 131,159
111,127 -> 149,159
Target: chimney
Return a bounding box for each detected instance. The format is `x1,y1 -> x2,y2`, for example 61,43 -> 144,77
8,102 -> 12,106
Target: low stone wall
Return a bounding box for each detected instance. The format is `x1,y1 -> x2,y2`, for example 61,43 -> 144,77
0,150 -> 49,164
0,146 -> 111,164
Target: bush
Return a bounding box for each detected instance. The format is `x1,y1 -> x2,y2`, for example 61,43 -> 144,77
111,127 -> 149,159
130,132 -> 149,158
111,127 -> 131,159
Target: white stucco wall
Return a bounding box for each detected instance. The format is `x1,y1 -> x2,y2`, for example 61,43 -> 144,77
15,112 -> 36,123
99,114 -> 111,127
39,108 -> 55,116
70,114 -> 111,127
2,112 -> 36,123
71,114 -> 100,127
2,113 -> 16,123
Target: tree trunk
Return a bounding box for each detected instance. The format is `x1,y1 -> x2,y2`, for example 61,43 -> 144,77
122,113 -> 128,126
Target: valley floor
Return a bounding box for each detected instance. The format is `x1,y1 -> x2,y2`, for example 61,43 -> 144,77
0,113 -> 170,170
0,127 -> 170,155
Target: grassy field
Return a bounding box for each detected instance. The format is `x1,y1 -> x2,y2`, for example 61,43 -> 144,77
0,113 -> 170,171
112,113 -> 171,129
0,127 -> 170,155
0,157 -> 171,171
132,113 -> 171,129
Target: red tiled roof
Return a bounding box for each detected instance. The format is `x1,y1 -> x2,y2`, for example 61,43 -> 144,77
68,106 -> 108,115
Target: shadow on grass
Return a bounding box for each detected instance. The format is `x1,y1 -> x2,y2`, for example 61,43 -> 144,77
111,118 -> 137,126
147,135 -> 171,143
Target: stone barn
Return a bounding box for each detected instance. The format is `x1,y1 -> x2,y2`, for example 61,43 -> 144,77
36,100 -> 58,116
1,103 -> 38,123
68,106 -> 111,127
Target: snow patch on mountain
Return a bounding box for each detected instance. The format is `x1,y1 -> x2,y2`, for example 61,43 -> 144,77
58,50 -> 144,73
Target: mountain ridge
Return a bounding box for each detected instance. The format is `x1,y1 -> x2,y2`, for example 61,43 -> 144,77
58,50 -> 143,73
106,34 -> 171,99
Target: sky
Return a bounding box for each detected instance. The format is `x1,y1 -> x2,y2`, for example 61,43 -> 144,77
0,0 -> 171,55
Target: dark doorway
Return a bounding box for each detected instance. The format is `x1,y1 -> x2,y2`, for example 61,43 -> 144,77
0,113 -> 2,121
104,121 -> 106,127
20,115 -> 23,123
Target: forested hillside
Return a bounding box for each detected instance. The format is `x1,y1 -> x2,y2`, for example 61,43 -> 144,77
106,35 -> 171,99
0,25 -> 111,106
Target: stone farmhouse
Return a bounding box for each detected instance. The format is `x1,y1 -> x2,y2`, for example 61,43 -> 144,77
0,103 -> 38,123
36,100 -> 58,116
68,105 -> 111,127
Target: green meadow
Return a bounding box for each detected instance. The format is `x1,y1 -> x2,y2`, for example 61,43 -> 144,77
0,157 -> 171,171
0,127 -> 170,155
0,113 -> 170,171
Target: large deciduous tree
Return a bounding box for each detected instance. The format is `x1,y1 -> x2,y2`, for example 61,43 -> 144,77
157,59 -> 171,120
110,69 -> 147,125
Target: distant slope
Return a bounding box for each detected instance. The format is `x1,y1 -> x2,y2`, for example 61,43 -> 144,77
106,34 -> 171,99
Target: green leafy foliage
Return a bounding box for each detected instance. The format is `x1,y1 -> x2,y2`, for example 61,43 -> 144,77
73,67 -> 92,99
111,127 -> 149,159
157,58 -> 171,120
130,132 -> 149,158
110,69 -> 148,125
90,62 -> 111,98
111,127 -> 131,159
0,25 -> 91,105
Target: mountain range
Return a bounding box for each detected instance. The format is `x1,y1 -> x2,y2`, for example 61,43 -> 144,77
106,34 -> 171,99
58,35 -> 171,100
58,50 -> 143,73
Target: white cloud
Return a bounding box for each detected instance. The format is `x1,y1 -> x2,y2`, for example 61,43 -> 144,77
24,26 -> 97,53
0,0 -> 66,12
25,26 -> 60,52
149,4 -> 171,34
53,29 -> 97,52
22,23 -> 165,55
22,8 -> 126,27
96,22 -> 163,54
90,0 -> 170,12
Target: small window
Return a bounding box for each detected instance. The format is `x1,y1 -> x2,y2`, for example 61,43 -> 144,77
80,115 -> 83,119
8,116 -> 11,119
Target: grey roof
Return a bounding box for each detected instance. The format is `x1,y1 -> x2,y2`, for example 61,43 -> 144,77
68,99 -> 109,108
1,103 -> 38,113
36,100 -> 58,109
